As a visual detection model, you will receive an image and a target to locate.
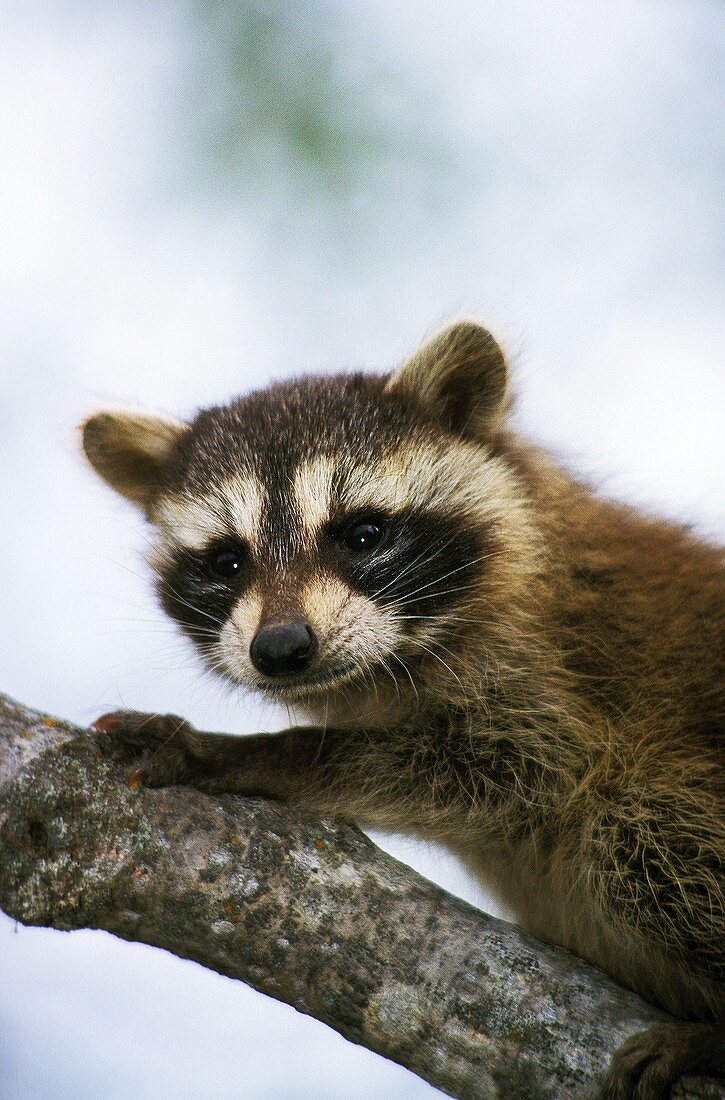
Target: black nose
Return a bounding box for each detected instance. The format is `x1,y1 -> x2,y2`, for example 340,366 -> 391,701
250,620 -> 318,677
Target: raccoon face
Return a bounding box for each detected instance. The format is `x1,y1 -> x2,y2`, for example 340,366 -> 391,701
82,323 -> 531,702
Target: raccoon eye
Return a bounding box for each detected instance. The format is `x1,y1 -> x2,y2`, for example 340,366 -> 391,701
207,546 -> 245,579
342,520 -> 386,553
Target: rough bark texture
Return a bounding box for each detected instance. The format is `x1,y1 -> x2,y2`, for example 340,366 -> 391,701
0,692 -> 721,1100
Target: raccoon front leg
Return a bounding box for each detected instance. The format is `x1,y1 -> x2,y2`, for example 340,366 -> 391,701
92,709 -> 405,821
93,711 -> 252,792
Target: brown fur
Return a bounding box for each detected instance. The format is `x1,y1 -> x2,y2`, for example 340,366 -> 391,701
83,321 -> 725,1097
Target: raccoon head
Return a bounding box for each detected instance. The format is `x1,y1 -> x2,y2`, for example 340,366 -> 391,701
82,322 -> 535,704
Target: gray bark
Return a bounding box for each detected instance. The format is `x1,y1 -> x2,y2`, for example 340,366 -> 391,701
0,692 -> 721,1100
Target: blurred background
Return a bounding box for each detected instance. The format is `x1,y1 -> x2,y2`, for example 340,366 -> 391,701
1,1 -> 723,1097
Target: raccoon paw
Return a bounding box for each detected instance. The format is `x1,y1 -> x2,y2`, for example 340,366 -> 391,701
92,710 -> 205,788
603,1021 -> 725,1100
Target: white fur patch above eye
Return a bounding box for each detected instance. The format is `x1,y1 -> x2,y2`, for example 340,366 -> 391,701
337,443 -> 491,516
341,449 -> 438,515
151,474 -> 265,553
340,461 -> 410,515
219,474 -> 264,544
153,494 -> 228,551
292,456 -> 336,538
337,441 -> 526,529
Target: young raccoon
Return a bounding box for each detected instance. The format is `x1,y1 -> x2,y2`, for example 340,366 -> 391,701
82,322 -> 724,1098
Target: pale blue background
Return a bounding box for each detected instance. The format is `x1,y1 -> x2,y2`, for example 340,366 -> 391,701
1,2 -> 723,1097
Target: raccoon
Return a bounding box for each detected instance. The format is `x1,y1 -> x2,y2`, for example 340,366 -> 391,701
82,322 -> 724,1098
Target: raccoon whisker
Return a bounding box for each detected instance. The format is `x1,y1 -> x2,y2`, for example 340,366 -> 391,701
103,588 -> 169,613
181,654 -> 228,683
106,556 -> 159,587
352,652 -> 387,709
182,618 -> 223,633
389,553 -> 489,602
395,613 -> 482,624
369,666 -> 396,720
392,551 -> 493,604
111,555 -> 230,645
95,616 -> 183,634
159,580 -> 226,628
181,623 -> 224,638
370,533 -> 460,602
311,709 -> 329,768
393,581 -> 483,607
388,652 -> 419,705
122,648 -> 207,674
192,647 -> 239,683
193,650 -> 229,674
373,657 -> 401,703
370,661 -> 388,706
421,635 -> 468,670
176,658 -> 231,714
193,638 -> 245,680
405,638 -> 465,692
335,678 -> 357,717
379,654 -> 403,697
385,572 -> 490,611
185,633 -> 225,648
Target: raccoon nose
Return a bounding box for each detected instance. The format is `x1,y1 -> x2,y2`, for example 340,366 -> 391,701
250,619 -> 318,677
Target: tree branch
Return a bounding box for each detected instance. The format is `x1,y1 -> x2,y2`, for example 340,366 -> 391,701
0,693 -> 721,1100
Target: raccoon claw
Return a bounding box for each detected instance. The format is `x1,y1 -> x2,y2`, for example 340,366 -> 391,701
91,710 -> 202,788
603,1021 -> 725,1100
127,765 -> 146,790
91,712 -> 126,735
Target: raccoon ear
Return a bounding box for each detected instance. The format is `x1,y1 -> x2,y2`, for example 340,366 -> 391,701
386,321 -> 509,440
81,409 -> 187,514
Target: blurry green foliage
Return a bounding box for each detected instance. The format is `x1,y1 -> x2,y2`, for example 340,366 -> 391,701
185,0 -> 449,202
